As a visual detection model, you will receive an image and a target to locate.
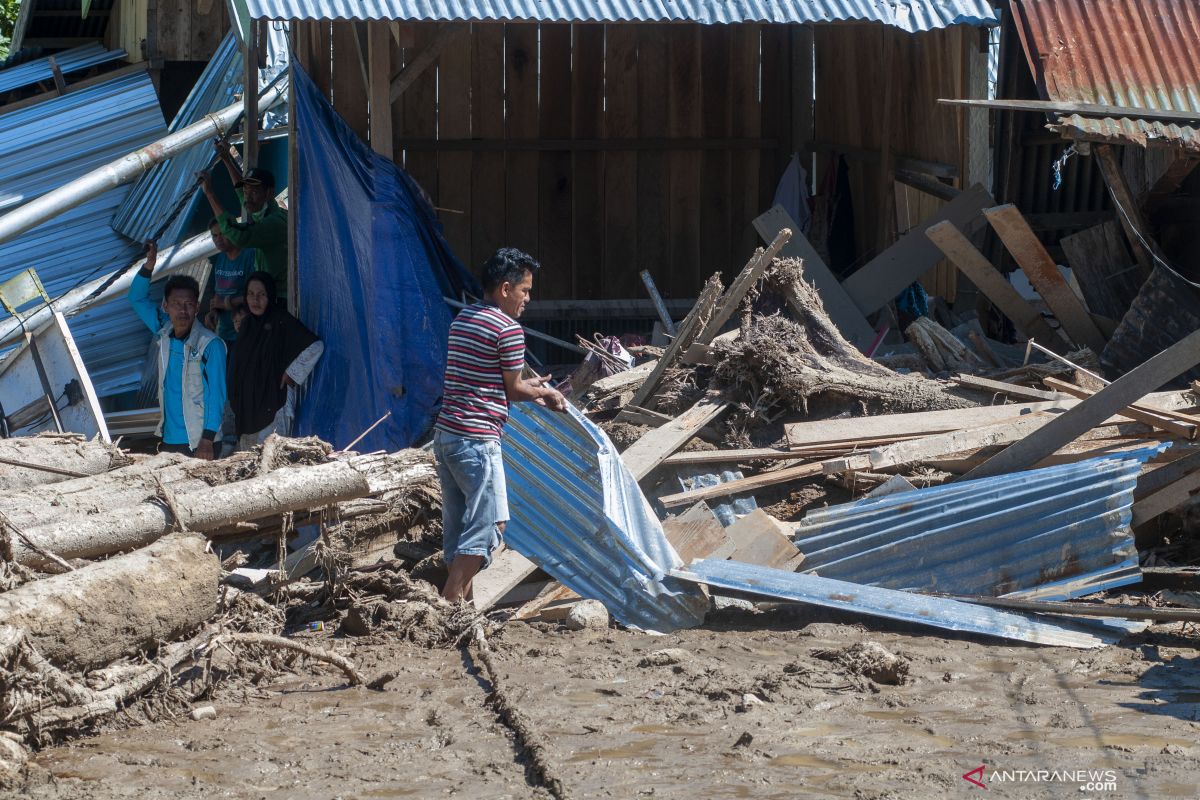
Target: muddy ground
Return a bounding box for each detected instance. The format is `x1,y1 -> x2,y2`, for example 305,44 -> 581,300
15,604 -> 1200,800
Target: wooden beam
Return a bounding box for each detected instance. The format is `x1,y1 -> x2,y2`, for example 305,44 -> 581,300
840,185 -> 995,316
983,204 -> 1107,353
663,447 -> 814,466
1094,144 -> 1156,276
242,22 -> 260,172
658,461 -> 824,509
1145,155 -> 1200,206
938,97 -> 1200,125
896,170 -> 960,202
754,205 -> 875,349
963,328 -> 1200,480
394,137 -> 779,152
389,23 -> 466,104
1132,468 -> 1200,527
367,23 -> 393,159
952,374 -> 1064,402
925,220 -> 1064,347
625,276 -> 723,411
693,228 -> 792,347
471,548 -> 539,611
805,140 -> 959,178
822,412 -> 1057,473
620,392 -> 733,481
1136,448 -> 1200,499
1042,377 -> 1198,440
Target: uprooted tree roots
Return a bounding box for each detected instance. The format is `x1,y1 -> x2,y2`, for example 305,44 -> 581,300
712,258 -> 978,416
335,564 -> 483,646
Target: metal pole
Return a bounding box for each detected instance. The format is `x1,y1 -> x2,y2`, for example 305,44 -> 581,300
0,231 -> 219,348
0,76 -> 289,247
639,270 -> 676,337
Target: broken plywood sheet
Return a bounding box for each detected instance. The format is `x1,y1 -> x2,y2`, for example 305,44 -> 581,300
840,184 -> 994,316
719,509 -> 804,571
661,501 -> 731,563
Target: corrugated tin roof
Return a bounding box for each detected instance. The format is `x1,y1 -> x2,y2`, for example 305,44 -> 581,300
1011,0 -> 1200,152
0,43 -> 126,95
793,445 -> 1166,601
113,29 -> 290,245
503,403 -> 708,632
0,70 -> 169,397
231,0 -> 998,31
673,559 -> 1113,648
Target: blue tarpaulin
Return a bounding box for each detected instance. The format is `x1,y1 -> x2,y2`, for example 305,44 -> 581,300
293,64 -> 477,451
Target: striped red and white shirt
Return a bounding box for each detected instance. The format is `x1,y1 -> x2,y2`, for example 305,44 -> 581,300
435,304 -> 525,440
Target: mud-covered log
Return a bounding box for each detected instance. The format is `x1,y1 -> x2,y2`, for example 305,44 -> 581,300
0,534 -> 218,671
0,435 -> 129,492
8,454 -> 412,568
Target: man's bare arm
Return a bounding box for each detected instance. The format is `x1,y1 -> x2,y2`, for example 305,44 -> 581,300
502,369 -> 568,412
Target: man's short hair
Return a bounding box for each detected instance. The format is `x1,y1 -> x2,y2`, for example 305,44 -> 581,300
164,275 -> 200,302
208,217 -> 220,230
481,248 -> 540,293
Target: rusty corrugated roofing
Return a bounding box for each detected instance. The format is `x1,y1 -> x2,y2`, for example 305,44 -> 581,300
1011,0 -> 1200,152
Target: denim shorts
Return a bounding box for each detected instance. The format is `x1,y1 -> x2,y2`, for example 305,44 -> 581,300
433,429 -> 509,568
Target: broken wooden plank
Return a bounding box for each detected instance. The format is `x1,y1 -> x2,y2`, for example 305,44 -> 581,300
925,220 -> 1063,345
658,461 -> 824,509
693,227 -> 792,346
1131,469 -> 1200,527
1042,376 -> 1198,440
663,447 -> 813,466
621,392 -> 733,481
840,184 -> 994,315
1094,143 -> 1155,276
982,204 -> 1107,353
472,548 -> 539,611
822,412 -> 1057,473
720,509 -> 804,571
661,502 -> 731,563
753,205 -> 875,349
927,437 -> 1164,475
1136,448 -> 1200,499
511,583 -> 579,621
952,374 -> 1064,402
625,275 -> 723,410
964,328 -> 1200,481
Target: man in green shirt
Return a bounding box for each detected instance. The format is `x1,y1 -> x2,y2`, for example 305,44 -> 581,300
198,149 -> 288,297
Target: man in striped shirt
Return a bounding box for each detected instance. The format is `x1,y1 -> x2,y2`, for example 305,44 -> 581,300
434,248 -> 568,602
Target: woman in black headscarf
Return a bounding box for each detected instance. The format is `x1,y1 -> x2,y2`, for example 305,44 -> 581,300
227,271 -> 324,449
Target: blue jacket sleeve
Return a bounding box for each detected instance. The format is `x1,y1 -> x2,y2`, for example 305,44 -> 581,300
128,272 -> 162,333
202,338 -> 227,437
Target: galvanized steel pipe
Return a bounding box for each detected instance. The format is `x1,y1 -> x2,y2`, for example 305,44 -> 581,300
0,230 -> 218,347
0,75 -> 288,247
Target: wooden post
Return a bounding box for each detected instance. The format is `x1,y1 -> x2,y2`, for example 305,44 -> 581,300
242,19 -> 260,174
286,25 -> 298,314
367,23 -> 394,159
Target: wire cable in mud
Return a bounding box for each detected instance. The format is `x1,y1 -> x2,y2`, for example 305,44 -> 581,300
465,624 -> 570,800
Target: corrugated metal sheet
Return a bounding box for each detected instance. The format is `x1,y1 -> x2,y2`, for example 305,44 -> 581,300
234,0 -> 998,31
0,70 -> 168,397
673,559 -> 1112,648
0,43 -> 126,95
1011,0 -> 1200,152
12,0 -> 116,51
112,29 -> 290,245
1101,266 -> 1200,386
503,402 -> 708,632
793,445 -> 1168,601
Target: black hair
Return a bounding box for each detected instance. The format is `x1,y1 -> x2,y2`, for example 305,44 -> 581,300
208,217 -> 221,229
163,274 -> 200,302
481,247 -> 539,293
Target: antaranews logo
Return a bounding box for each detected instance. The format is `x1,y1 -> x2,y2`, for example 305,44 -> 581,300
962,764 -> 1119,792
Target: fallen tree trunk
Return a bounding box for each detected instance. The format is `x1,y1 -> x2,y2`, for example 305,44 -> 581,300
0,534 -> 218,671
713,259 -> 977,414
8,453 -> 421,568
0,435 -> 129,492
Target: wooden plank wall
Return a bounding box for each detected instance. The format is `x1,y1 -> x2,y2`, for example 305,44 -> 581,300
294,21 -> 793,301
814,25 -> 980,303
151,0 -> 229,61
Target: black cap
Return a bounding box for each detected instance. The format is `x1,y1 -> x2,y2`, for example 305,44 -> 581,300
236,167 -> 276,188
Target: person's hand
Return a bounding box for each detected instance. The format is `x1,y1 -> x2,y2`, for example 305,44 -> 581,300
281,373 -> 298,389
203,310 -> 218,330
195,439 -> 216,460
543,388 -> 568,413
196,170 -> 212,192
143,241 -> 157,269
